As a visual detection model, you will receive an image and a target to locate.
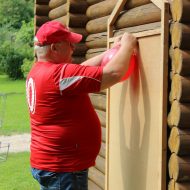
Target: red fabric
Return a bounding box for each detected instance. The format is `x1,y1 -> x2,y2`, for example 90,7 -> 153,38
35,21 -> 82,46
26,61 -> 103,172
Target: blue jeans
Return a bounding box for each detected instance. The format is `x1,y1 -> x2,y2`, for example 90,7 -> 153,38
31,168 -> 88,190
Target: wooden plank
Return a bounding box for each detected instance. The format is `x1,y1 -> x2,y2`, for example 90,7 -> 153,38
89,167 -> 105,189
95,109 -> 106,127
150,0 -> 162,9
48,3 -> 67,20
101,127 -> 106,143
88,179 -> 103,190
107,34 -> 167,190
86,0 -> 117,19
86,22 -> 161,48
169,74 -> 190,103
89,93 -> 106,111
86,3 -> 161,34
169,153 -> 190,182
49,0 -> 66,9
95,155 -> 105,173
109,28 -> 161,43
167,100 -> 190,129
35,4 -> 50,16
86,0 -> 104,6
170,0 -> 190,22
168,126 -> 190,156
99,142 -> 106,158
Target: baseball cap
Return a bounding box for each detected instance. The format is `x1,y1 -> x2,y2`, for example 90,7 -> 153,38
35,21 -> 82,46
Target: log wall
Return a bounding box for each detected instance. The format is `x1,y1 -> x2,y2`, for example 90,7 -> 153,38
168,0 -> 190,189
35,0 -> 50,33
48,0 -> 88,64
85,1 -> 161,189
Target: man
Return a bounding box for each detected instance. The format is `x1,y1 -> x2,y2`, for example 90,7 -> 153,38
26,21 -> 137,190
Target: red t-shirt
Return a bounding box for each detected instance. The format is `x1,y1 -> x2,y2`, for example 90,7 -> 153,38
26,61 -> 103,172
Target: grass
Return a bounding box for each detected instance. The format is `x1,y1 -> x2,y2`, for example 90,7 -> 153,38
0,75 -> 30,135
0,152 -> 39,190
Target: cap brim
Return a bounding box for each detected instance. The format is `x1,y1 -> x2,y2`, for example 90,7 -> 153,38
68,32 -> 83,43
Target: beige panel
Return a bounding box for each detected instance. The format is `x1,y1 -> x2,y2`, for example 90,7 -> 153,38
107,35 -> 165,190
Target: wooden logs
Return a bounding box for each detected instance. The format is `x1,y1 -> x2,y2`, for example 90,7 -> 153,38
175,182 -> 190,190
54,15 -> 67,26
89,167 -> 105,189
35,15 -> 49,26
86,0 -> 104,6
95,155 -> 105,173
86,0 -> 152,19
55,14 -> 88,28
86,0 -> 117,19
35,4 -> 50,16
169,127 -> 190,156
86,22 -> 161,49
171,22 -> 190,50
169,74 -> 190,102
70,28 -> 88,39
125,0 -> 150,9
67,13 -> 88,27
86,3 -> 161,34
72,43 -> 88,56
170,48 -> 190,76
36,0 -> 50,4
86,32 -> 107,48
114,21 -> 161,36
89,93 -> 106,111
115,3 -> 161,29
68,0 -> 88,14
167,100 -> 190,128
99,142 -> 106,158
49,0 -> 66,9
86,48 -> 106,59
168,179 -> 175,190
171,0 -> 190,23
49,4 -> 67,20
88,180 -> 102,190
168,179 -> 190,190
95,109 -> 106,127
101,127 -> 106,142
72,57 -> 86,64
169,153 -> 190,182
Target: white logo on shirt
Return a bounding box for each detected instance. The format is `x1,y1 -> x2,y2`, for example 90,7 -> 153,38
26,77 -> 36,114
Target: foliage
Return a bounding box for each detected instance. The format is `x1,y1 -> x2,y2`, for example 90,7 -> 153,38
0,152 -> 39,190
15,20 -> 35,78
0,0 -> 34,79
0,0 -> 34,29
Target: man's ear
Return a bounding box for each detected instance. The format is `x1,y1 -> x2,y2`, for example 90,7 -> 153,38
50,43 -> 57,52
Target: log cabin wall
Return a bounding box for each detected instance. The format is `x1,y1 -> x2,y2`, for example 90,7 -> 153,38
35,0 -> 50,33
86,1 -> 116,189
167,0 -> 190,190
48,0 -> 88,64
86,1 -> 162,189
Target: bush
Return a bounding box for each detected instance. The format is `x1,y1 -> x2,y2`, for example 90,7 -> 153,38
2,47 -> 24,79
0,20 -> 34,79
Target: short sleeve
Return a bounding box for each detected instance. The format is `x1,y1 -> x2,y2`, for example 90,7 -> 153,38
53,63 -> 103,94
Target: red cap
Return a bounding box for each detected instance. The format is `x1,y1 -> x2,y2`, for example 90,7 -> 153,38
35,21 -> 82,46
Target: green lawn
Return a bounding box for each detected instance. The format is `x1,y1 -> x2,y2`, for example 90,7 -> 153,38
0,152 -> 39,190
0,75 -> 30,135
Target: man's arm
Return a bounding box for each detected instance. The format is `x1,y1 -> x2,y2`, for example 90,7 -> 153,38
100,33 -> 137,90
80,51 -> 106,66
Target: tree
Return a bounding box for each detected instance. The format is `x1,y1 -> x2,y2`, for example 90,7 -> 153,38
0,0 -> 34,29
0,0 -> 34,79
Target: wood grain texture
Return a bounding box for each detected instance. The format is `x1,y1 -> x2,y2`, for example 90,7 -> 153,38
171,0 -> 190,22
168,127 -> 190,156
